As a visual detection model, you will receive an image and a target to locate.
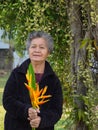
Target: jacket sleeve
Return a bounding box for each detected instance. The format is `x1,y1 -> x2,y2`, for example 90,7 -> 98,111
38,79 -> 63,128
2,70 -> 32,120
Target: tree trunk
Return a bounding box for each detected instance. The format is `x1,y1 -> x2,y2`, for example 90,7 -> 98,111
66,0 -> 91,129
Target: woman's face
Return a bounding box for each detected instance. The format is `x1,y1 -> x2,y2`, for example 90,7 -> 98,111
29,38 -> 49,63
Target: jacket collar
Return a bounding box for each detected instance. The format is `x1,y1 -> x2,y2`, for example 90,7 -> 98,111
18,58 -> 54,76
18,58 -> 30,74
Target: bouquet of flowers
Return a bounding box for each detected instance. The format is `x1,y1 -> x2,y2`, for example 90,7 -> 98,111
24,63 -> 51,130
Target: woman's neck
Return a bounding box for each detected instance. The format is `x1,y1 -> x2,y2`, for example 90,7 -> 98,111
31,61 -> 45,73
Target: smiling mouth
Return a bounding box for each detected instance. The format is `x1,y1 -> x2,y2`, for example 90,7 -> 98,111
33,55 -> 41,57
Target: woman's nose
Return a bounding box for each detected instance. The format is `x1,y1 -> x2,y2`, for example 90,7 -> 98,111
35,47 -> 40,52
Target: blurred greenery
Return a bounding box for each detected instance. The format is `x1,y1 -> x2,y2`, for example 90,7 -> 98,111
0,1 -> 98,129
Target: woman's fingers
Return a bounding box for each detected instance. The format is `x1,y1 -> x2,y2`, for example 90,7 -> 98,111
28,108 -> 37,120
30,116 -> 41,128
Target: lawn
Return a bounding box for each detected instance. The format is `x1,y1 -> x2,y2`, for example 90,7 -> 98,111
0,72 -> 65,130
0,72 -> 9,130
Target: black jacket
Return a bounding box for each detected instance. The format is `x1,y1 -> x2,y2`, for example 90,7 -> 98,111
3,59 -> 63,130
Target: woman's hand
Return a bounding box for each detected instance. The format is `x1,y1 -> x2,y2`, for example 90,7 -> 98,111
28,107 -> 38,120
28,107 -> 41,128
30,116 -> 41,128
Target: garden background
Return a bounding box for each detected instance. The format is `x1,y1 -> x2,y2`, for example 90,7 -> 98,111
0,1 -> 98,130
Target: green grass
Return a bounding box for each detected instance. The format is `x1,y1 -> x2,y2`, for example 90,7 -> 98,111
0,87 -> 5,130
0,72 -> 9,130
0,106 -> 5,130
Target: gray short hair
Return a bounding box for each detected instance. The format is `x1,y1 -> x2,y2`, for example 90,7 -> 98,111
26,31 -> 54,53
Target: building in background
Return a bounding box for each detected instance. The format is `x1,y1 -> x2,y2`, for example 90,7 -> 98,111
13,50 -> 29,68
0,29 -> 29,72
0,29 -> 13,71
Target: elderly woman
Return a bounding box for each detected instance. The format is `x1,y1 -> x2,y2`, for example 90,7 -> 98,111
3,31 -> 63,130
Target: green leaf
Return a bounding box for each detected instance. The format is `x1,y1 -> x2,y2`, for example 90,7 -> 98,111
80,39 -> 90,48
28,63 -> 36,90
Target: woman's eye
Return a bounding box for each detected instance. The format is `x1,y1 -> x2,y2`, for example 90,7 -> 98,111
31,46 -> 36,48
40,46 -> 45,49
